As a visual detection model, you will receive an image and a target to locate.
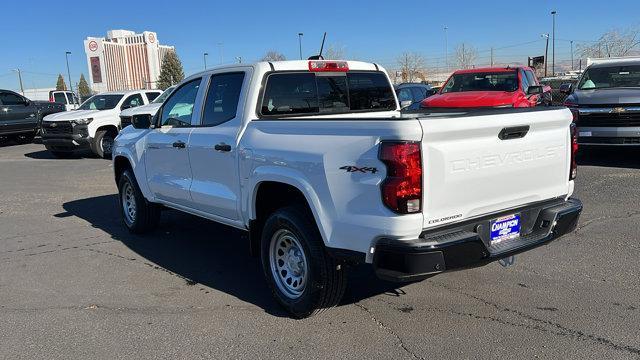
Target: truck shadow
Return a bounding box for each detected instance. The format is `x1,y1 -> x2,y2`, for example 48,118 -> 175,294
60,195 -> 406,317
577,147 -> 640,169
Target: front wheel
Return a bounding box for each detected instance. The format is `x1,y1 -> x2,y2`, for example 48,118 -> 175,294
261,206 -> 347,318
92,129 -> 116,159
117,169 -> 160,234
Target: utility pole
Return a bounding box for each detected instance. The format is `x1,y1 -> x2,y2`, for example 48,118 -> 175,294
203,52 -> 208,70
12,69 -> 24,95
443,25 -> 448,71
462,43 -> 466,69
551,11 -> 557,76
65,51 -> 73,93
217,43 -> 224,64
570,40 -> 574,70
298,33 -> 304,60
542,34 -> 549,77
490,47 -> 494,67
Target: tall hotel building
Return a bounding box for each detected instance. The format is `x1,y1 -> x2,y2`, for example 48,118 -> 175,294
83,30 -> 175,92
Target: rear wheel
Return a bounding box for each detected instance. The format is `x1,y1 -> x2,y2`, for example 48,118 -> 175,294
261,206 -> 347,318
92,129 -> 116,159
117,169 -> 160,234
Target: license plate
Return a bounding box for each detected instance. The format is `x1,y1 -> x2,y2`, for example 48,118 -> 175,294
490,214 -> 521,244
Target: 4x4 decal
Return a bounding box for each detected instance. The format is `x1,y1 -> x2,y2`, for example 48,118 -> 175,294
339,166 -> 378,174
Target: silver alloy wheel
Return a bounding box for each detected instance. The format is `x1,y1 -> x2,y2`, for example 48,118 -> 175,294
269,229 -> 308,299
121,181 -> 137,225
101,135 -> 114,154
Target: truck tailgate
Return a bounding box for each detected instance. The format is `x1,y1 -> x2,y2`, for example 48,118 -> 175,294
419,108 -> 572,229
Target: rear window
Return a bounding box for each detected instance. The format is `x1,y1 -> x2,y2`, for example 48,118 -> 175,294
260,72 -> 395,117
53,92 -> 67,104
442,71 -> 518,93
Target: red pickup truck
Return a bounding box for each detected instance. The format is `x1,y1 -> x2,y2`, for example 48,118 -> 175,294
421,66 -> 552,108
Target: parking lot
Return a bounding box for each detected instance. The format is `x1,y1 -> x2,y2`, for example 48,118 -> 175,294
0,140 -> 639,359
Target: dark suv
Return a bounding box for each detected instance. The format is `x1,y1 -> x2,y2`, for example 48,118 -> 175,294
0,89 -> 65,143
562,60 -> 640,146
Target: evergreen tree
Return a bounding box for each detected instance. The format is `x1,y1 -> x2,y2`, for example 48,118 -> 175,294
157,51 -> 185,90
78,74 -> 91,98
56,74 -> 67,91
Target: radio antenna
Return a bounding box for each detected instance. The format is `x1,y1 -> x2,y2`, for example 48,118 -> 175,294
307,32 -> 327,60
318,32 -> 327,58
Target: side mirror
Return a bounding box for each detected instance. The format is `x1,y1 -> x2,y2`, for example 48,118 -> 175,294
527,85 -> 544,96
559,83 -> 573,94
131,114 -> 152,129
400,100 -> 413,109
23,98 -> 31,106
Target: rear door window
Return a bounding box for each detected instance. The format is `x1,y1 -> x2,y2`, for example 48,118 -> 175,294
54,92 -> 67,104
201,72 -> 245,126
260,71 -> 395,117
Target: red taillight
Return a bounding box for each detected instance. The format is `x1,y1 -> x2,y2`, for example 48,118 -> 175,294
308,61 -> 348,72
570,123 -> 578,180
379,142 -> 422,214
49,95 -> 54,102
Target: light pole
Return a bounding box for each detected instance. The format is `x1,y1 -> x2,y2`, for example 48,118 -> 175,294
551,11 -> 557,76
65,51 -> 73,93
443,25 -> 449,71
541,34 -> 549,77
217,43 -> 224,64
203,52 -> 209,70
298,33 -> 304,60
12,69 -> 24,95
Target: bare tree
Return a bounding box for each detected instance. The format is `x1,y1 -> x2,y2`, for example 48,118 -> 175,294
261,50 -> 286,61
397,52 -> 426,83
323,43 -> 347,59
577,27 -> 640,58
455,43 -> 478,69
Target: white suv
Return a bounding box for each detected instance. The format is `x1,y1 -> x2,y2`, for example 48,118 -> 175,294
41,89 -> 160,158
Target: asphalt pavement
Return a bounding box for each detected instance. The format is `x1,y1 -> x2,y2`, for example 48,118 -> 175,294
0,140 -> 639,359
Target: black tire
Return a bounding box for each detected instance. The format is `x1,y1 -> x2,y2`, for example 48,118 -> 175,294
117,169 -> 160,234
92,129 -> 116,159
260,206 -> 347,318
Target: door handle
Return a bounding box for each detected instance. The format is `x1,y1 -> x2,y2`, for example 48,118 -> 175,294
172,141 -> 186,149
498,125 -> 530,140
214,143 -> 231,152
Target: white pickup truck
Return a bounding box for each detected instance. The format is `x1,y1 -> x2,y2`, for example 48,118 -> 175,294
42,89 -> 161,158
112,60 -> 582,318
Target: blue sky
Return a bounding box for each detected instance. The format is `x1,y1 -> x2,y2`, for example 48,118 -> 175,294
1,0 -> 638,91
